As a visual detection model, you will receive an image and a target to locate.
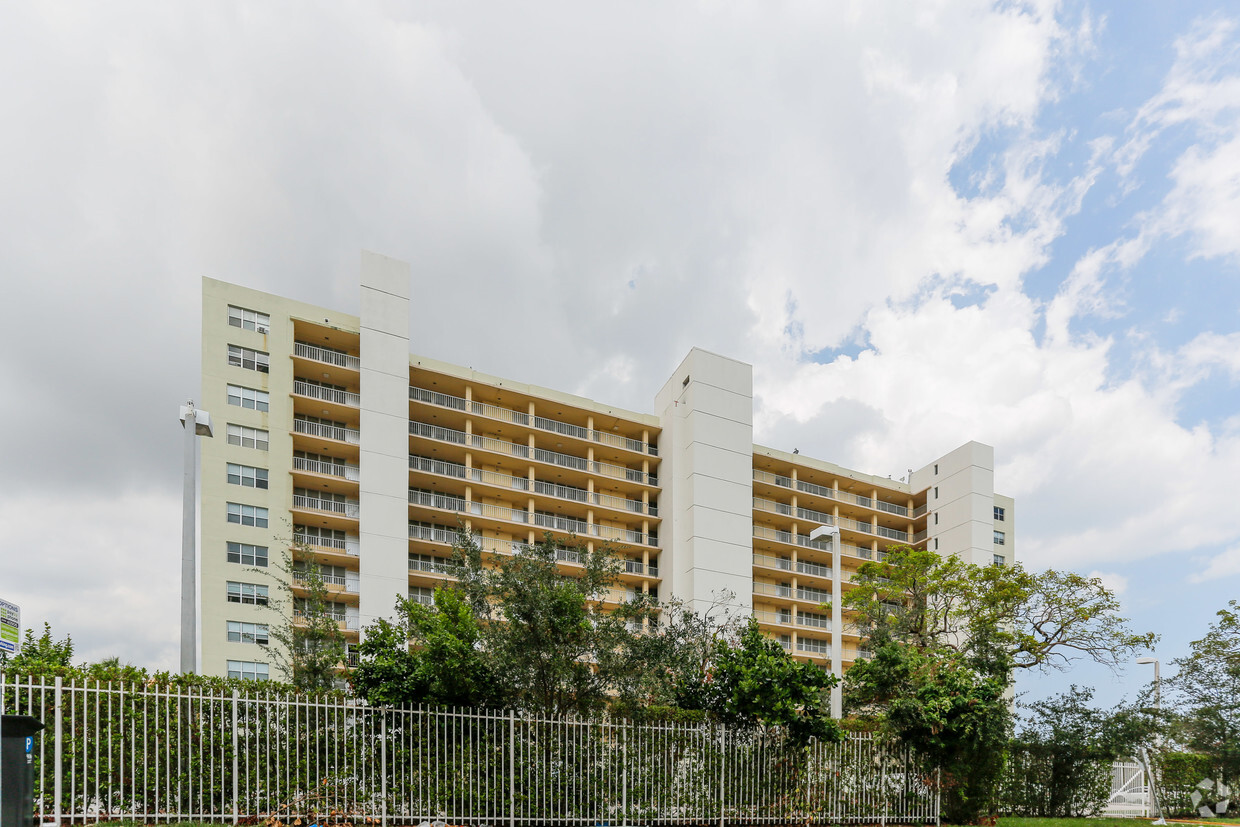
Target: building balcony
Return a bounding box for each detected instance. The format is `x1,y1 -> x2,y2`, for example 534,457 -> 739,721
293,493 -> 360,519
293,455 -> 360,482
294,379 -> 360,408
295,341 -> 361,371
294,417 -> 360,445
293,571 -> 359,595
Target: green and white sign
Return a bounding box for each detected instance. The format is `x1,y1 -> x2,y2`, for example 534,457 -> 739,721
0,598 -> 19,654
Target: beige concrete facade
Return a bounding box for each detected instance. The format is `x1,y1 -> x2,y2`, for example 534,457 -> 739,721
197,260 -> 1016,678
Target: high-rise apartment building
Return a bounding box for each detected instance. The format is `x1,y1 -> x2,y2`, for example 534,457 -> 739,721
198,253 -> 1015,679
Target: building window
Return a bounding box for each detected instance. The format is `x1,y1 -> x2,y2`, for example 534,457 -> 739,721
227,385 -> 269,412
228,345 -> 269,373
934,512 -> 938,525
993,530 -> 1006,546
409,586 -> 434,606
226,581 -> 269,605
227,463 -> 269,489
226,660 -> 269,681
227,502 -> 268,528
934,538 -> 939,550
993,554 -> 1006,566
994,506 -> 1006,521
227,621 -> 269,645
934,486 -> 938,499
934,464 -> 938,475
227,542 -> 268,567
228,306 -> 270,333
227,424 -> 269,451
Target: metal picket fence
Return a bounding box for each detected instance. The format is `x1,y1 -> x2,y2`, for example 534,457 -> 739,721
2,676 -> 938,825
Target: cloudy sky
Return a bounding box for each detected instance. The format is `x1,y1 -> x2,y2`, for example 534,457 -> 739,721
2,0 -> 1238,707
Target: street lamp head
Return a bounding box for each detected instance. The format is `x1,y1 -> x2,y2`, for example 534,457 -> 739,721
179,403 -> 214,438
809,525 -> 840,542
1136,657 -> 1158,665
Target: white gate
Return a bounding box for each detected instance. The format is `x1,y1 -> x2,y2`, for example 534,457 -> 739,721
1104,761 -> 1148,818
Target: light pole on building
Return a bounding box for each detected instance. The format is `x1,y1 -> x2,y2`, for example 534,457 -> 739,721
809,524 -> 843,719
179,401 -> 214,675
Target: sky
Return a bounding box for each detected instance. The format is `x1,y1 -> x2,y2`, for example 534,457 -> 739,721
1,0 -> 1238,711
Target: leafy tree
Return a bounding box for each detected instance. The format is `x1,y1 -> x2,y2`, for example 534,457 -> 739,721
5,622 -> 74,675
1006,685 -> 1157,817
1165,600 -> 1240,794
689,618 -> 841,745
266,546 -> 348,692
843,546 -> 1155,824
847,639 -> 1011,823
352,586 -> 506,708
604,593 -> 741,708
450,531 -> 626,715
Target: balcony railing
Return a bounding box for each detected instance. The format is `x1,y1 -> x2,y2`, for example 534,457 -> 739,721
293,494 -> 359,518
294,380 -> 360,407
796,613 -> 831,630
408,557 -> 454,575
293,571 -> 359,593
294,418 -> 359,444
294,341 -> 360,371
753,469 -> 792,488
409,524 -> 461,545
752,553 -> 792,571
293,456 -> 360,481
292,532 -> 358,556
409,490 -> 468,512
533,512 -> 588,534
796,638 -> 831,655
753,610 -> 793,626
797,559 -> 833,579
410,386 -> 658,456
795,478 -> 912,518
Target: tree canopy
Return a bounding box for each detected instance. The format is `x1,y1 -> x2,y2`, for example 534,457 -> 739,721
842,545 -> 1156,824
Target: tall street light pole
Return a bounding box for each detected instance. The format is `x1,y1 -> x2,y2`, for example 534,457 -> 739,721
179,401 -> 214,675
1137,656 -> 1161,713
809,524 -> 843,719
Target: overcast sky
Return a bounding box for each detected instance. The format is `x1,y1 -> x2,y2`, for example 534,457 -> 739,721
2,0 -> 1238,709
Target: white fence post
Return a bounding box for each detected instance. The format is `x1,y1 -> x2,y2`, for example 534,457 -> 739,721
232,689 -> 239,825
53,676 -> 62,827
508,709 -> 515,827
719,723 -> 726,827
381,710 -> 388,827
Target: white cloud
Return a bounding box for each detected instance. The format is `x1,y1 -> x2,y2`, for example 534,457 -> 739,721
1087,570 -> 1129,597
1190,545 -> 1240,583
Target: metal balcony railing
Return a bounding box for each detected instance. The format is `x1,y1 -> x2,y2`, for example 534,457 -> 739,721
294,380 -> 360,407
293,456 -> 360,481
294,341 -> 360,371
293,494 -> 359,518
294,418 -> 359,444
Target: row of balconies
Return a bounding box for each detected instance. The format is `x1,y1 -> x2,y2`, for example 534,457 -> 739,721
410,421 -> 657,487
289,343 -> 659,459
407,488 -> 657,548
752,496 -> 913,542
753,468 -> 928,519
409,455 -> 656,516
410,385 -> 658,458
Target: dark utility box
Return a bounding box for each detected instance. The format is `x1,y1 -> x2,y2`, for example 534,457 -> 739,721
1,715 -> 45,827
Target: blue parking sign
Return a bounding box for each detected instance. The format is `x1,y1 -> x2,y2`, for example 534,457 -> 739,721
26,736 -> 33,753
